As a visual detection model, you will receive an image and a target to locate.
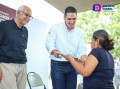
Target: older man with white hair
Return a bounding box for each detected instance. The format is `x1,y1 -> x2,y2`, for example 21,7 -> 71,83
0,5 -> 32,89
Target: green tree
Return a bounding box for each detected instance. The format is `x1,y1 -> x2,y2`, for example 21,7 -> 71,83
77,4 -> 120,58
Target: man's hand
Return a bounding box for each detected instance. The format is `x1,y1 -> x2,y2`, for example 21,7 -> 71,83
0,66 -> 2,80
51,49 -> 61,58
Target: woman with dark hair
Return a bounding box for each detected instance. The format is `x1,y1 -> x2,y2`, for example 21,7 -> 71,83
61,29 -> 115,89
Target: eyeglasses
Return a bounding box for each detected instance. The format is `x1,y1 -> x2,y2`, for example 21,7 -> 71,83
20,11 -> 33,19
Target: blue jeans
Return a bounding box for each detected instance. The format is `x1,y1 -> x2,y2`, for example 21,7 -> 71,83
51,60 -> 77,89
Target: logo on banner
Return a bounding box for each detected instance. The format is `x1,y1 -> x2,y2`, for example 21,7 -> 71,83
92,4 -> 115,12
92,4 -> 101,12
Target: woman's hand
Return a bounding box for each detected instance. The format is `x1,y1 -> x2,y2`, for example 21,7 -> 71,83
60,54 -> 74,61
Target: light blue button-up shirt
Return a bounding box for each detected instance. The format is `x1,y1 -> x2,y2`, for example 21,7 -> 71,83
46,22 -> 86,61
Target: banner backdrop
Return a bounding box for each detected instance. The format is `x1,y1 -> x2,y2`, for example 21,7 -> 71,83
0,4 -> 16,22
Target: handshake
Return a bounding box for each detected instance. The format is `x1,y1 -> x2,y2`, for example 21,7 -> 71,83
51,49 -> 62,58
51,49 -> 87,62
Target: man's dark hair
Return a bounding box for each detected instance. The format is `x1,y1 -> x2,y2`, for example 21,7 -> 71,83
64,6 -> 77,16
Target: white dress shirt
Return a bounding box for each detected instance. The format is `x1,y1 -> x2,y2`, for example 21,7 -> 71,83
46,22 -> 86,61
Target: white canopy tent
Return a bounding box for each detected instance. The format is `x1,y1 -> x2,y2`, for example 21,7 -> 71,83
45,0 -> 120,13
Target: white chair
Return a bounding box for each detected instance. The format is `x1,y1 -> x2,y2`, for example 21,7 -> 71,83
27,72 -> 46,89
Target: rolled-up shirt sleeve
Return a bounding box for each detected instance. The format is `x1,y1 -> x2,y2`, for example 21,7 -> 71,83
45,26 -> 56,54
0,21 -> 5,44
